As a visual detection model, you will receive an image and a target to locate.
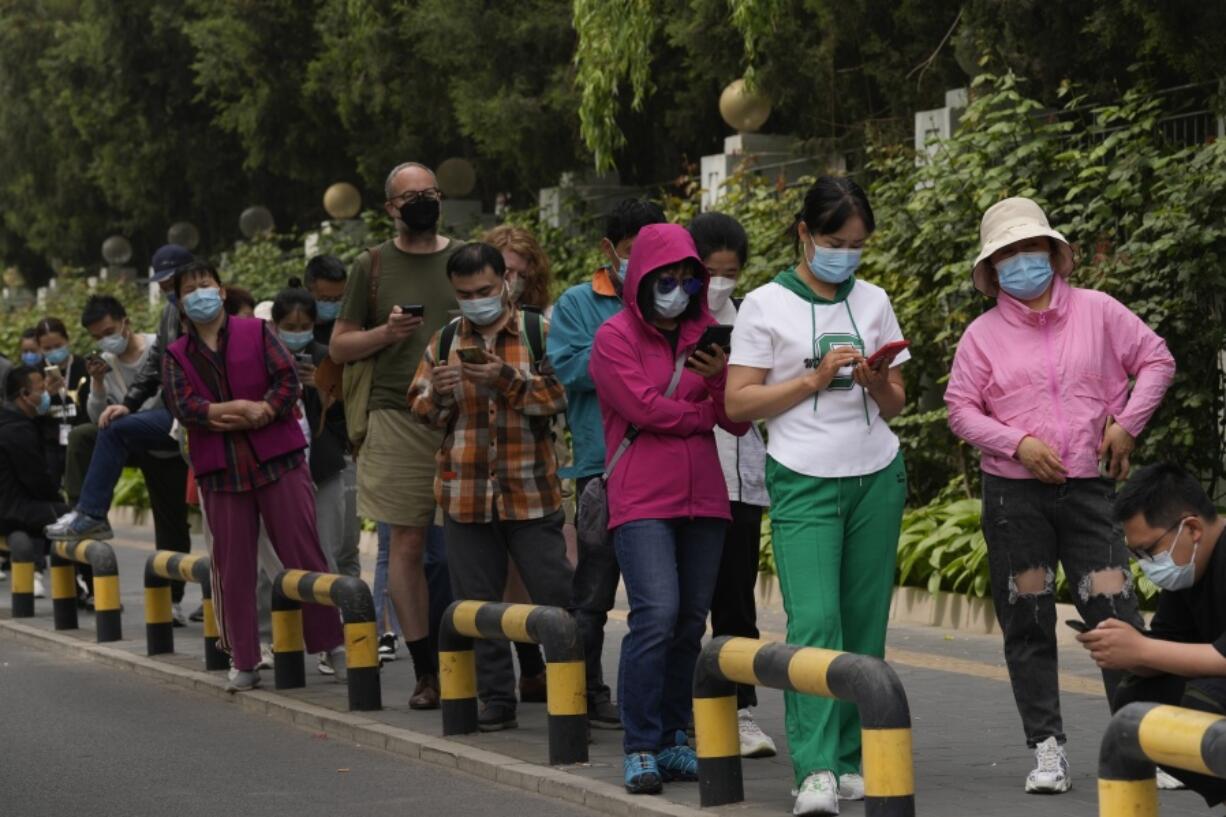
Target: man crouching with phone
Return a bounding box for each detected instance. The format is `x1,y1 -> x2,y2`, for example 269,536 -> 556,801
1077,462 -> 1226,804
407,242 -> 573,732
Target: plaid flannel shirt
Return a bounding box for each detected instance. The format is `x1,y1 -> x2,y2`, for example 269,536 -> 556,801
408,307 -> 567,524
162,317 -> 304,493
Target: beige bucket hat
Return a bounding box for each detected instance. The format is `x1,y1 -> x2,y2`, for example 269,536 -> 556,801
971,197 -> 1074,296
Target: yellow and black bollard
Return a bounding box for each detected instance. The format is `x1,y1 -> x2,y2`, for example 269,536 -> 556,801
272,569 -> 381,711
440,600 -> 587,765
50,539 -> 122,642
143,551 -> 227,670
1098,702 -> 1226,816
1,532 -> 37,618
270,589 -> 306,690
694,637 -> 915,815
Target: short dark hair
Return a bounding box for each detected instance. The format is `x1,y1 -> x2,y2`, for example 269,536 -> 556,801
446,242 -> 505,279
791,176 -> 875,254
636,260 -> 705,324
5,365 -> 40,401
1113,463 -> 1218,529
20,328 -> 38,343
605,199 -> 666,245
81,295 -> 127,329
34,317 -> 69,342
223,286 -> 255,316
173,260 -> 223,297
272,279 -> 317,323
305,255 -> 347,285
689,212 -> 749,266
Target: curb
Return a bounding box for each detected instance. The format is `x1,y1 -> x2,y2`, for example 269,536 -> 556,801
0,619 -> 704,817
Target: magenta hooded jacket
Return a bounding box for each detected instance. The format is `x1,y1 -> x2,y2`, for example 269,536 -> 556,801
589,223 -> 750,529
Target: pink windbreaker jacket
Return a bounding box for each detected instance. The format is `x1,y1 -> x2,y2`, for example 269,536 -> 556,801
589,224 -> 750,529
945,275 -> 1175,480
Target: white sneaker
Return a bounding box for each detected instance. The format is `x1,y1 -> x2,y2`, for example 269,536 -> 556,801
1156,768 -> 1185,790
0,568 -> 8,581
171,603 -> 187,627
793,770 -> 839,815
317,651 -> 335,676
33,572 -> 46,599
1025,736 -> 1071,793
837,773 -> 864,800
257,644 -> 274,670
738,708 -> 777,758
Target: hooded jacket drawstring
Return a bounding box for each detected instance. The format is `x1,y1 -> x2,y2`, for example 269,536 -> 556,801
842,301 -> 872,427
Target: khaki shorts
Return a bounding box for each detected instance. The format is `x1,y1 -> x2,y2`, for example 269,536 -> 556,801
357,409 -> 443,527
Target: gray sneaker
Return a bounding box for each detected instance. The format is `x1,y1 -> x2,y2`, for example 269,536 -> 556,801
44,511 -> 113,542
589,695 -> 623,730
226,669 -> 261,693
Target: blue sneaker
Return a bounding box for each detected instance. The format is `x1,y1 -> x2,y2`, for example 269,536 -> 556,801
623,751 -> 663,794
44,511 -> 113,542
656,730 -> 698,781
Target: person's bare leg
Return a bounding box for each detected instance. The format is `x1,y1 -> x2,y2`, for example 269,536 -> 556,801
387,524 -> 428,642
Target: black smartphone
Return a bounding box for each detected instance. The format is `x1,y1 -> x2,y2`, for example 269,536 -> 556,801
1065,619 -> 1091,633
456,347 -> 488,365
85,352 -> 112,373
400,304 -> 425,318
294,352 -> 314,366
695,324 -> 733,355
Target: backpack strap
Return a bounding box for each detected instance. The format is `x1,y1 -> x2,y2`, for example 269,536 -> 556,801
363,246 -> 383,329
602,354 -> 687,479
519,308 -> 545,365
732,296 -> 743,311
436,318 -> 461,364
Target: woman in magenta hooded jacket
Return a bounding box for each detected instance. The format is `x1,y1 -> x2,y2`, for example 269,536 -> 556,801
590,223 -> 749,794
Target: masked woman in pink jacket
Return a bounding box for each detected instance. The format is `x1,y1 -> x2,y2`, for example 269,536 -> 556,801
589,223 -> 750,795
945,197 -> 1175,794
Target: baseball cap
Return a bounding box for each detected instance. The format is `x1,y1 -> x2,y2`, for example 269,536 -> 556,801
150,244 -> 196,283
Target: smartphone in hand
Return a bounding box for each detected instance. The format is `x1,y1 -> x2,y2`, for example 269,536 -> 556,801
456,347 -> 488,365
400,304 -> 425,318
866,339 -> 910,369
1065,619 -> 1091,633
694,324 -> 733,356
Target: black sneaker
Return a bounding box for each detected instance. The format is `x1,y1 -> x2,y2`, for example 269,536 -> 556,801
188,604 -> 205,623
478,704 -> 518,732
589,695 -> 623,730
378,633 -> 398,661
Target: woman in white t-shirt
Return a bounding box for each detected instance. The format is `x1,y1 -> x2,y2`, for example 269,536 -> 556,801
725,177 -> 909,817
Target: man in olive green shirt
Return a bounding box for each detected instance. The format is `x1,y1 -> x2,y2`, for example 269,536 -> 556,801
331,161 -> 462,708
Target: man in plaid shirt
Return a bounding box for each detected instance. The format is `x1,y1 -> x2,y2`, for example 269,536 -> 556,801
408,242 -> 572,731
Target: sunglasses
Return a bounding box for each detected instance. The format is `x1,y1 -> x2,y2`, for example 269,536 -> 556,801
657,276 -> 704,296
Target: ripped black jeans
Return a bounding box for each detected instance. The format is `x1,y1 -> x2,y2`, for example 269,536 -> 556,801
981,473 -> 1144,748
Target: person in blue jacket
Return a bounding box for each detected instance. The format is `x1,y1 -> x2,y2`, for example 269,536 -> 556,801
546,198 -> 665,730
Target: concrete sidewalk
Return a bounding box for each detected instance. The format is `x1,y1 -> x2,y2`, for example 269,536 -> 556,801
0,524 -> 1209,817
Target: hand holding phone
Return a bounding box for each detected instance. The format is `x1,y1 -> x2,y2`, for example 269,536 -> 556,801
400,304 -> 425,318
866,339 -> 910,369
1065,619 -> 1091,634
456,346 -> 488,365
695,324 -> 733,356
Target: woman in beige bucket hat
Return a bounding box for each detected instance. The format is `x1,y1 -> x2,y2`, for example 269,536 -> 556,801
945,197 -> 1176,794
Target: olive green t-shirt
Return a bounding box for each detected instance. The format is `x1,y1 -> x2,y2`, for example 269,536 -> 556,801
339,237 -> 463,412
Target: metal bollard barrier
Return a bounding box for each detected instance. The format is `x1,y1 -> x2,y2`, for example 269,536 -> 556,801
48,539 -> 121,642
439,600 -> 587,765
143,551 -> 227,670
0,532 -> 38,617
694,636 -> 915,815
270,569 -> 381,711
1098,702 -> 1226,816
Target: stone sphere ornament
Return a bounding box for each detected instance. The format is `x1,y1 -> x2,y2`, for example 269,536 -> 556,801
437,157 -> 477,198
719,78 -> 772,132
323,182 -> 362,220
167,221 -> 201,250
101,235 -> 133,265
239,206 -> 275,238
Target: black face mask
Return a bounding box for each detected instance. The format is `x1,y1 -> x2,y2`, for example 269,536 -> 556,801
399,197 -> 440,231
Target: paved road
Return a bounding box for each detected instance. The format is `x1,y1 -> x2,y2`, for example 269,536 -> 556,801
0,638 -> 598,817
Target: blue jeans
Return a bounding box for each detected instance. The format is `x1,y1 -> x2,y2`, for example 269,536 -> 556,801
77,409 -> 178,519
373,522 -> 400,637
613,517 -> 726,753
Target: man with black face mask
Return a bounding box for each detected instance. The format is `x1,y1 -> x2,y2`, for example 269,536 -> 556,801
331,162 -> 462,709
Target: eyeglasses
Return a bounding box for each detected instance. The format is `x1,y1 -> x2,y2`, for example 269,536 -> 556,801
1125,517 -> 1189,562
389,188 -> 441,206
656,276 -> 704,296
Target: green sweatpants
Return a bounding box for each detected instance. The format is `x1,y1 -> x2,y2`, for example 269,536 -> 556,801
766,451 -> 906,784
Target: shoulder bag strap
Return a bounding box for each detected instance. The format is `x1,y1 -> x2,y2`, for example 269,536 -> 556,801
602,353 -> 687,479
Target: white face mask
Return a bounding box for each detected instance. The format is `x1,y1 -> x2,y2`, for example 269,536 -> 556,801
706,277 -> 735,312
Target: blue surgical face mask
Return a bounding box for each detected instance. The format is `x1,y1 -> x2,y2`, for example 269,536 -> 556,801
183,287 -> 223,324
315,300 -> 342,323
34,390 -> 50,415
20,351 -> 42,367
459,294 -> 505,326
43,345 -> 70,366
609,248 -> 628,284
996,251 -> 1054,301
807,238 -> 862,284
279,329 -> 314,352
1138,519 -> 1199,591
653,281 -> 690,319
98,332 -> 129,356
